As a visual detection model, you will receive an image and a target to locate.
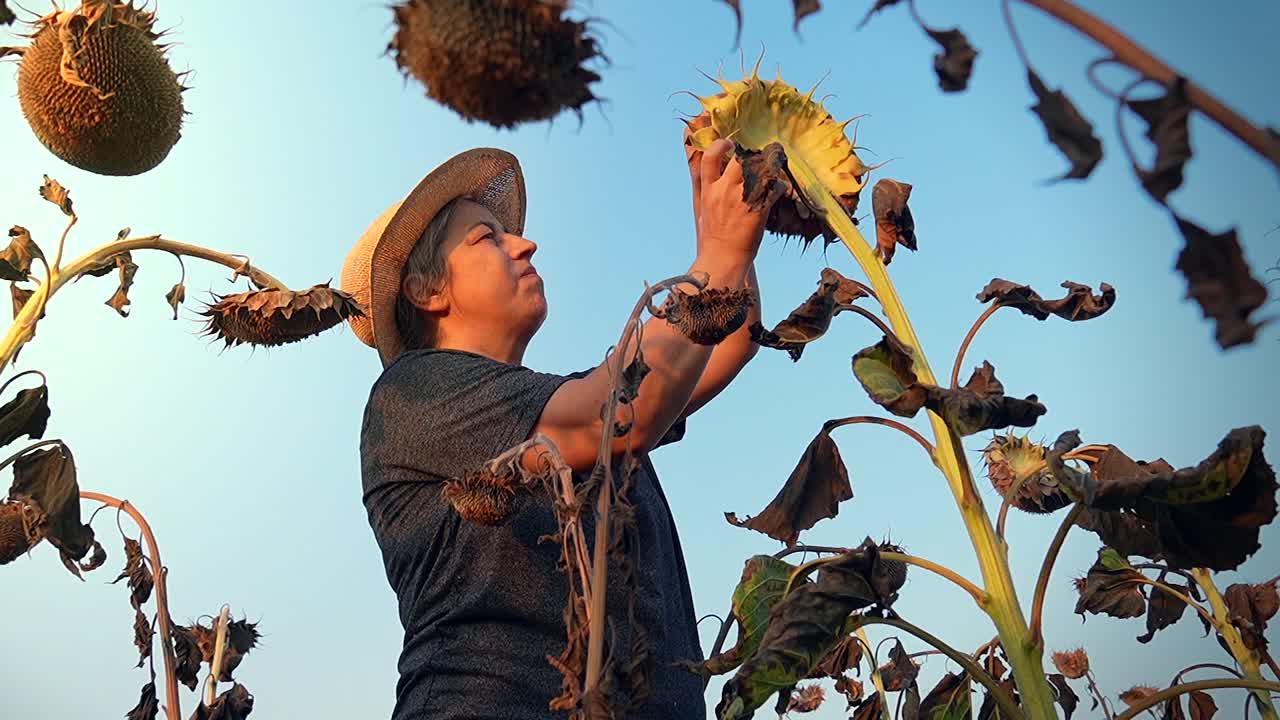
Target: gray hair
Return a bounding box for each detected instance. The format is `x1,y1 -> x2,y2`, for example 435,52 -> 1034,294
394,195 -> 469,350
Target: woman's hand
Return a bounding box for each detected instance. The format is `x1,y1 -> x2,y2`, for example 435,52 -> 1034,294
684,130 -> 782,262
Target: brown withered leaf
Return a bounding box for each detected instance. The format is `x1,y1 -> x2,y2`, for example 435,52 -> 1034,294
751,267 -> 867,361
191,617 -> 256,683
1137,577 -> 1192,643
977,677 -> 1021,719
105,252 -> 138,317
1119,685 -> 1159,708
38,175 -> 74,216
165,283 -> 185,320
872,178 -> 916,264
718,0 -> 822,45
112,537 -> 154,608
717,540 -> 901,718
1,1 -> 15,25
1047,673 -> 1079,719
1223,580 -> 1278,652
75,254 -> 120,280
1174,215 -> 1267,349
835,676 -> 865,707
170,624 -> 203,690
1165,689 -> 1218,720
192,683 -> 254,720
786,684 -> 826,713
811,632 -> 863,679
920,671 -> 972,719
927,27 -> 978,92
73,540 -> 106,574
924,362 -> 1046,437
1052,427 -> 1277,571
0,385 -> 50,449
734,141 -> 858,248
726,427 -> 851,546
1027,70 -> 1103,180
661,286 -> 756,345
851,336 -> 925,417
133,607 -> 154,668
736,142 -> 791,214
126,681 -> 158,720
8,444 -> 96,573
1074,507 -> 1164,560
852,692 -> 884,720
0,226 -> 45,281
1126,78 -> 1192,204
877,639 -> 920,692
1073,547 -> 1147,619
976,279 -> 1116,321
857,0 -> 905,28
200,283 -> 366,348
10,283 -> 44,338
618,346 -> 649,405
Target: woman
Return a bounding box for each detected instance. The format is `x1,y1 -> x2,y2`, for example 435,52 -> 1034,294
340,137 -> 776,719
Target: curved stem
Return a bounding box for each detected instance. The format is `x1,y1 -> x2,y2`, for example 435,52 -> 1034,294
824,415 -> 936,458
1131,563 -> 1200,587
1121,578 -> 1218,631
1114,679 -> 1280,720
854,626 -> 893,720
1085,669 -> 1117,719
1029,503 -> 1084,647
1192,568 -> 1280,719
1175,663 -> 1244,683
996,497 -> 1013,540
1017,0 -> 1280,171
80,491 -> 180,720
205,605 -> 230,706
0,438 -> 66,474
0,368 -> 46,398
1,236 -> 288,369
837,304 -> 911,352
847,616 -> 1024,719
1001,0 -> 1036,75
952,303 -> 1002,389
881,551 -> 988,604
774,544 -> 850,560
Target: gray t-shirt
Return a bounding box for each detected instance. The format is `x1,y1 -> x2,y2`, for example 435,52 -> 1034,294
359,348 -> 705,719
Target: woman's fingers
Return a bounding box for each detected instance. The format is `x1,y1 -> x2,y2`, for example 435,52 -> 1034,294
700,138 -> 733,188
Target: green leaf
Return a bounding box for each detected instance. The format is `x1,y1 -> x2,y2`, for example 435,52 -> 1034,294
726,428 -> 852,545
852,336 -> 925,418
716,540 -> 900,719
680,555 -> 797,679
38,175 -> 74,216
0,226 -> 45,281
0,386 -> 50,449
919,671 -> 971,719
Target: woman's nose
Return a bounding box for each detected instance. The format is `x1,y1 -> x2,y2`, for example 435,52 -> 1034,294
509,234 -> 537,259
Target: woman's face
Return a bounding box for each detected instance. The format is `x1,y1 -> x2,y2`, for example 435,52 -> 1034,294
435,199 -> 547,344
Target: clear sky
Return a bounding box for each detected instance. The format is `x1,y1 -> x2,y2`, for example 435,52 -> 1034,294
2,1 -> 1277,718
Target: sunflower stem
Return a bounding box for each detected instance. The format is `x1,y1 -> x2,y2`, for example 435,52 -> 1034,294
1029,504 -> 1083,647
206,604 -> 230,707
1191,568 -> 1279,719
1113,679 -> 1280,720
853,625 -> 894,720
952,303 -> 1002,389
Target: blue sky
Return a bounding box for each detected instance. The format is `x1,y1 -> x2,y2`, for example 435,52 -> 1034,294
2,1 -> 1277,718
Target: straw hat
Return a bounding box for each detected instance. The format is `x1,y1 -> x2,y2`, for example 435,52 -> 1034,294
341,148 -> 526,368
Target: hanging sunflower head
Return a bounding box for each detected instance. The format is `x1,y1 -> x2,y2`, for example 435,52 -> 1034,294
198,283 -> 365,349
982,432 -> 1073,513
685,59 -> 872,248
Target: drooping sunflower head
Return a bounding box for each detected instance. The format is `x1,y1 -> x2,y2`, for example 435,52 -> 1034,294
982,432 -> 1073,513
198,283 -> 365,349
686,60 -> 872,247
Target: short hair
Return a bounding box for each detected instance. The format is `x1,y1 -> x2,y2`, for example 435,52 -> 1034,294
394,195 -> 469,350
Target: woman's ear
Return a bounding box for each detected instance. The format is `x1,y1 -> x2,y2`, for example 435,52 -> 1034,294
402,274 -> 449,313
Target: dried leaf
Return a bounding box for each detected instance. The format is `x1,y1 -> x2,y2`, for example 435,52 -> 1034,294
663,286 -> 755,345
1047,673 -> 1079,720
718,0 -> 822,45
0,226 -> 45,281
812,633 -> 863,680
38,176 -> 74,216
1027,70 -> 1103,180
679,555 -> 796,679
105,252 -> 138,317
716,540 -> 901,718
927,27 -> 978,92
126,681 -> 158,720
851,692 -> 884,720
76,254 -> 119,280
877,639 -> 920,692
1052,427 -> 1277,571
0,385 -> 50,449
1223,580 -> 1278,652
1137,578 -> 1191,643
1174,215 -> 1267,349
857,0 -> 905,28
977,678 -> 1020,720
112,537 -> 153,608
165,283 -> 185,320
1126,79 -> 1192,203
751,267 -> 867,360
1073,547 -> 1147,619
851,336 -> 926,417
133,607 -> 154,668
10,282 -> 43,330
786,684 -> 825,713
7,444 -> 95,571
925,362 -> 1046,437
1119,685 -> 1159,707
736,142 -> 790,214
1164,690 -> 1218,720
835,676 -> 865,706
726,428 -> 851,545
1074,507 -> 1164,560
170,624 -> 202,690
192,683 -> 254,720
976,279 -> 1116,321
919,671 -> 972,719
733,141 -> 857,249
872,178 -> 916,264
1,1 -> 14,25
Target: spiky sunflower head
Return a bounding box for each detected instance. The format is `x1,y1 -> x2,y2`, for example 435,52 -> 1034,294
0,498 -> 46,564
982,433 -> 1072,513
8,0 -> 188,175
686,61 -> 871,247
442,467 -> 523,525
661,286 -> 755,345
1051,647 -> 1090,680
199,283 -> 365,349
877,540 -> 909,593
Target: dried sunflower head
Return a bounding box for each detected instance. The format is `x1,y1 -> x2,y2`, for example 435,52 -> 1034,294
199,283 -> 365,349
982,433 -> 1072,513
877,541 -> 909,594
686,61 -> 870,247
662,286 -> 755,345
442,467 -> 522,525
0,498 -> 46,564
10,0 -> 187,175
388,0 -> 603,128
1051,647 -> 1090,680
1118,685 -> 1160,708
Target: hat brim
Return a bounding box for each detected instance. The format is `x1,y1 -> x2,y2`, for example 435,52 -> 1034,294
366,148 -> 526,368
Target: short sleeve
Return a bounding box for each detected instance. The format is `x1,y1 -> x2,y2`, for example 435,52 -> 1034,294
361,350 -> 572,488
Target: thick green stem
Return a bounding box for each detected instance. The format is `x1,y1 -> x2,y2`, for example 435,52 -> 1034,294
1191,569 -> 1279,719
853,626 -> 893,720
794,165 -> 1057,718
